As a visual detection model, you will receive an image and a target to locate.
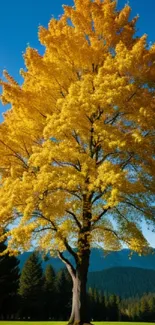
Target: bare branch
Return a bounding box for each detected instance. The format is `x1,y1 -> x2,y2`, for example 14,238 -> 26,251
63,238 -> 78,263
58,251 -> 76,280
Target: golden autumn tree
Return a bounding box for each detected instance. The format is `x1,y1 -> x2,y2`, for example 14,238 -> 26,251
0,0 -> 155,323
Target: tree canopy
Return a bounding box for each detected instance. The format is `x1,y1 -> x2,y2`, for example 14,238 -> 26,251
0,0 -> 155,256
0,0 -> 155,323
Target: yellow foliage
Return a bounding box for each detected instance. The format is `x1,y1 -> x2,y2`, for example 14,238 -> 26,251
0,0 -> 154,260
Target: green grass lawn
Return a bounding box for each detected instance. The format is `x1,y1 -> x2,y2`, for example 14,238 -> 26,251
0,321 -> 154,325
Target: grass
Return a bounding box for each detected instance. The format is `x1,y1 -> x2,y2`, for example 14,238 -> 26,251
0,321 -> 154,325
0,322 -> 65,325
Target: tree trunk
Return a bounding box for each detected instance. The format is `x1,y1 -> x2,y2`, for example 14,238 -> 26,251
68,249 -> 91,325
59,197 -> 92,325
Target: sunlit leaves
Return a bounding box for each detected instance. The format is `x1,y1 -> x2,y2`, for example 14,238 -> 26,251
0,0 -> 155,257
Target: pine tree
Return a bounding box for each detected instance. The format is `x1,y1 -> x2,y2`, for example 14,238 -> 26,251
18,252 -> 43,320
55,269 -> 72,320
140,296 -> 149,321
0,241 -> 20,319
88,287 -> 94,321
43,264 -> 56,320
148,295 -> 155,321
108,294 -> 119,321
94,290 -> 105,321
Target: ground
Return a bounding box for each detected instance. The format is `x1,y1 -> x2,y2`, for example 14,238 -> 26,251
0,321 -> 154,325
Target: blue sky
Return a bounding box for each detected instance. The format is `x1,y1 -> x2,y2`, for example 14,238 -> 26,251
0,0 -> 155,247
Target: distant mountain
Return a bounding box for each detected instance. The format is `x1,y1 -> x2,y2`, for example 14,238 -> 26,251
18,248 -> 155,272
18,251 -> 64,271
88,267 -> 155,298
88,248 -> 155,271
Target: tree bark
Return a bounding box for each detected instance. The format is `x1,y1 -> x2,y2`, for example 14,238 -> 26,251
58,197 -> 92,325
68,248 -> 91,325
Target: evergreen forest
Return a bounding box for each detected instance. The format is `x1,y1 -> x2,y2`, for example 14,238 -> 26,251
1,248 -> 155,322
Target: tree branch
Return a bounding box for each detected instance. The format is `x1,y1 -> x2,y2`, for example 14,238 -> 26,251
92,190 -> 106,204
97,152 -> 117,166
92,208 -> 110,227
0,139 -> 28,169
124,199 -> 146,214
127,91 -> 137,102
66,210 -> 82,230
72,130 -> 86,153
58,251 -> 76,280
114,207 -> 129,223
63,238 -> 78,263
33,227 -> 55,233
34,211 -> 78,263
53,159 -> 81,171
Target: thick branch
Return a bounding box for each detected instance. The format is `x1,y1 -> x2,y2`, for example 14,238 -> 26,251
63,239 -> 78,263
58,251 -> 76,280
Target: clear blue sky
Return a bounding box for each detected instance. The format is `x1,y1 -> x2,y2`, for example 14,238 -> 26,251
0,0 -> 155,247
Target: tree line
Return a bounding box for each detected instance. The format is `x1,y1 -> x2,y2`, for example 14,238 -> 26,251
1,246 -> 155,322
121,293 -> 155,322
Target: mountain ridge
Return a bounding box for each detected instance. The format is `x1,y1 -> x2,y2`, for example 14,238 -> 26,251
18,248 -> 155,272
